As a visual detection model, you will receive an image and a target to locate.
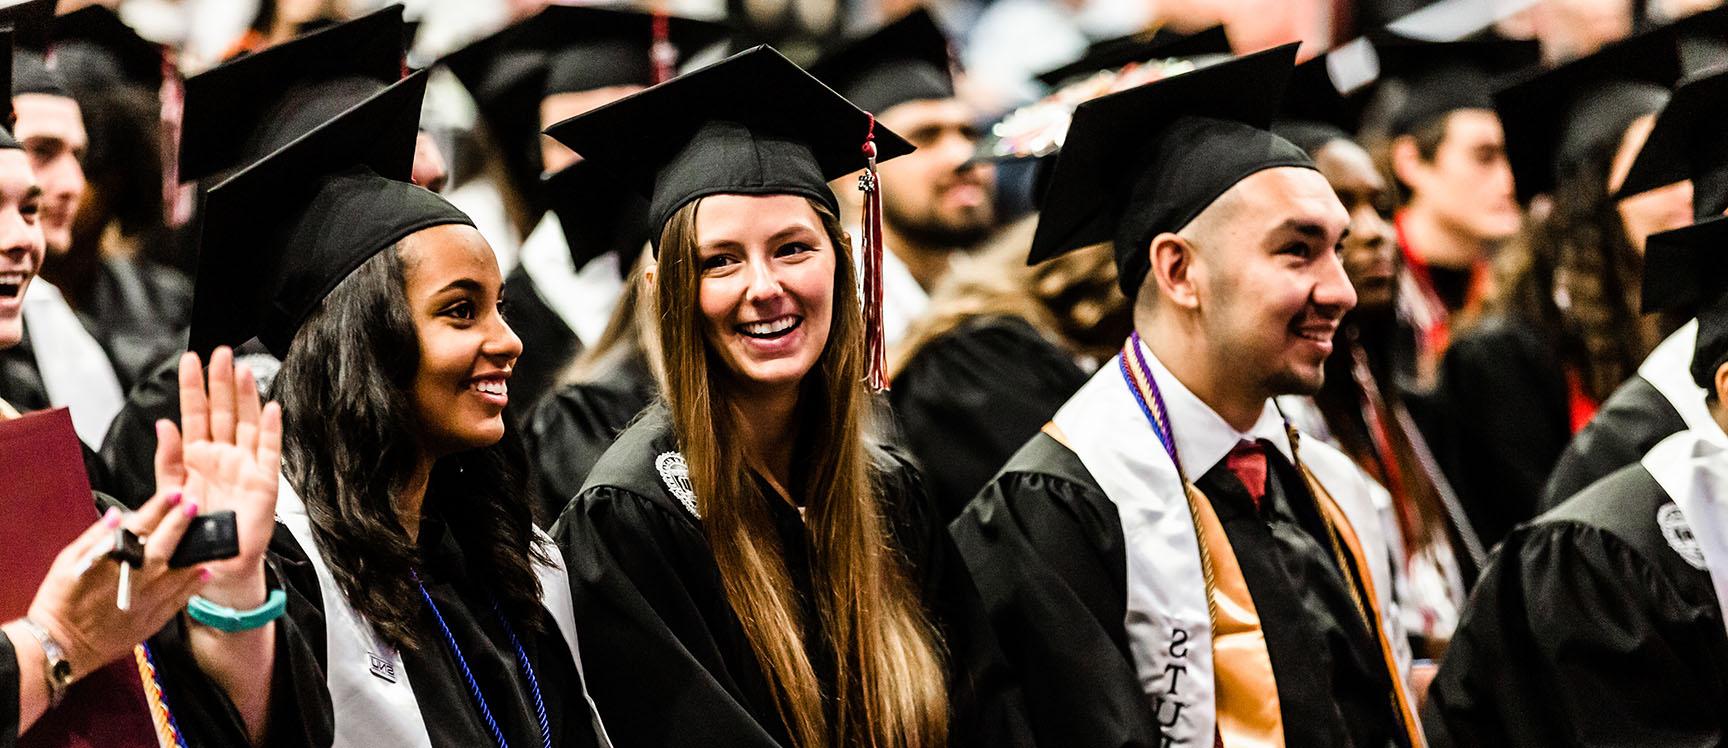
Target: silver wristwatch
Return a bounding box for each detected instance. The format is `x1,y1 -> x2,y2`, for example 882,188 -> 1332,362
19,619 -> 73,707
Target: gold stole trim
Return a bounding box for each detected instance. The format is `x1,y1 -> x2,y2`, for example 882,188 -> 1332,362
1297,463 -> 1426,747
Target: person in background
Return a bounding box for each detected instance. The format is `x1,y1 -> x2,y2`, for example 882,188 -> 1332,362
1543,62 -> 1728,508
0,0 -> 126,449
1373,35 -> 1538,387
546,47 -> 1031,746
1440,27 -> 1692,548
1423,212 -> 1728,746
1276,118 -> 1481,662
811,9 -> 998,348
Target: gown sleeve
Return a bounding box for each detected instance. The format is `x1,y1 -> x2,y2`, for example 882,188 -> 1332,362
552,486 -> 784,747
149,523 -> 336,748
948,455 -> 1164,748
522,384 -> 649,525
1540,376 -> 1686,511
889,317 -> 1088,521
1423,522 -> 1728,747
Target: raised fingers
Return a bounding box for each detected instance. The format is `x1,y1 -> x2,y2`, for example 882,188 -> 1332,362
143,497 -> 199,569
153,419 -> 186,496
123,489 -> 185,540
208,347 -> 237,445
235,364 -> 262,455
256,402 -> 283,477
178,351 -> 211,444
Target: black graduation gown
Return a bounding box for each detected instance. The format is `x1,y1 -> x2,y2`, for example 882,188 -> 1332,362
83,257 -> 193,389
1540,374 -> 1686,510
888,315 -> 1089,521
150,507 -> 599,747
503,265 -> 580,426
951,432 -> 1408,748
522,349 -> 655,525
1423,463 -> 1728,746
1436,316 -> 1571,549
551,405 -> 1033,747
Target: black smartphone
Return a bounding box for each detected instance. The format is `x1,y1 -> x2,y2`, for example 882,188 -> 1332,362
168,510 -> 240,568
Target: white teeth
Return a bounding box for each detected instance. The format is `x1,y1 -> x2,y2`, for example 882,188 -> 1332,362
473,380 -> 507,396
0,272 -> 24,285
741,317 -> 797,336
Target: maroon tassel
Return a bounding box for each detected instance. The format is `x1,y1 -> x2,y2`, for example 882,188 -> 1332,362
858,114 -> 889,392
651,11 -> 676,84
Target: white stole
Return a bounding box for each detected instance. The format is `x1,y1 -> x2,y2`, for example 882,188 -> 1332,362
1641,429 -> 1728,641
275,476 -> 613,747
518,212 -> 626,349
1640,320 -> 1714,435
1051,356 -> 1408,745
22,280 -> 123,447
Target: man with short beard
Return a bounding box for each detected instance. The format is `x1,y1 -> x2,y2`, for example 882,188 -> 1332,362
812,9 -> 997,346
950,46 -> 1421,747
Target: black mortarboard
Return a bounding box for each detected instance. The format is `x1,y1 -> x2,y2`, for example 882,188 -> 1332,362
1615,66 -> 1728,218
1278,37 -> 1379,136
438,19 -> 549,206
543,45 -> 912,247
536,6 -> 731,96
542,159 -> 652,272
1034,24 -> 1231,88
809,9 -> 952,114
1641,215 -> 1728,388
179,5 -> 404,184
189,70 -> 471,357
1495,23 -> 1681,204
50,5 -> 163,90
1374,33 -> 1540,136
0,0 -> 63,96
1030,43 -> 1313,297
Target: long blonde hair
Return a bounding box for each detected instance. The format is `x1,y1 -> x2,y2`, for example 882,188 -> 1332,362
655,196 -> 950,748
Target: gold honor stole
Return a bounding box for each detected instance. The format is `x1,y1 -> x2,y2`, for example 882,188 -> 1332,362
1048,363 -> 1423,747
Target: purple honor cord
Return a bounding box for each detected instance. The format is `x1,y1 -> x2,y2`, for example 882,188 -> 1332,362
1120,331 -> 1184,475
414,573 -> 552,748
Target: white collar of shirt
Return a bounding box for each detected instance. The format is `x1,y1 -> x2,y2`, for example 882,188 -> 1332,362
1137,338 -> 1295,476
518,212 -> 626,348
21,279 -> 125,448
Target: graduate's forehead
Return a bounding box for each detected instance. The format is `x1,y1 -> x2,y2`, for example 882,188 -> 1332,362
1191,167 -> 1347,245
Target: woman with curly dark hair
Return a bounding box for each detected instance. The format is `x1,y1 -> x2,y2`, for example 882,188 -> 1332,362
1439,36 -> 1694,548
149,73 -> 605,747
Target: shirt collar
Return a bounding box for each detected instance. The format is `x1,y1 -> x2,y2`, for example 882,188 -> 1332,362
1136,337 -> 1294,476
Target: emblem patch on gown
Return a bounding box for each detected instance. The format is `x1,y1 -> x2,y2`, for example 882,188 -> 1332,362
656,451 -> 699,518
368,652 -> 397,683
1658,503 -> 1707,570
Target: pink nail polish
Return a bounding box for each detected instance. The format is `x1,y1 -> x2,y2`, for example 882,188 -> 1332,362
102,507 -> 121,527
185,502 -> 200,518
165,492 -> 182,507
199,568 -> 213,582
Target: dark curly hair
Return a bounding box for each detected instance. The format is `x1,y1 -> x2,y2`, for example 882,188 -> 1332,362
275,245 -> 548,649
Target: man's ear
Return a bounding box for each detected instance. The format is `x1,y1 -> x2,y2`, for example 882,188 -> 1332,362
1713,360 -> 1728,406
1150,232 -> 1200,310
1388,134 -> 1427,194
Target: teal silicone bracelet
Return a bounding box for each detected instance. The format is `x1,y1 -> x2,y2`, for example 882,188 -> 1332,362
187,589 -> 287,633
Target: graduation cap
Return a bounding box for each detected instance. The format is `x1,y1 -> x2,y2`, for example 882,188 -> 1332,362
1278,37 -> 1380,136
50,5 -> 163,90
1373,33 -> 1540,136
544,45 -> 913,243
808,8 -> 953,114
1030,43 -> 1313,298
535,6 -> 732,96
1494,22 -> 1682,204
189,69 -> 471,357
1034,24 -> 1231,89
1615,66 -> 1728,218
542,159 -> 652,273
0,0 -> 63,96
1642,215 -> 1728,388
179,5 -> 404,184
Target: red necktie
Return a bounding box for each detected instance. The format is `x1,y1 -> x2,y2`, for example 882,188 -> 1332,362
1226,440 -> 1268,510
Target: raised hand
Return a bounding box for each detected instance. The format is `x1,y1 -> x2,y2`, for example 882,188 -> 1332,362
156,347 -> 283,608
